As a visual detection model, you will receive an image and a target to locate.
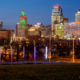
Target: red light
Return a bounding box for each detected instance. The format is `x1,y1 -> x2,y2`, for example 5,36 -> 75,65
24,16 -> 26,19
57,21 -> 59,23
76,38 -> 78,40
54,4 -> 61,7
29,58 -> 31,60
22,9 -> 24,11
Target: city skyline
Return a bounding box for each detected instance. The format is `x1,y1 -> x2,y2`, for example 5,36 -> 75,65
0,0 -> 80,32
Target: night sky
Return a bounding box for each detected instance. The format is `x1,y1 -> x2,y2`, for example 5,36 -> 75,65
0,0 -> 80,32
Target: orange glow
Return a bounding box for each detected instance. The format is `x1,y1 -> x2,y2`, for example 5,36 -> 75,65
54,4 -> 61,7
75,22 -> 80,23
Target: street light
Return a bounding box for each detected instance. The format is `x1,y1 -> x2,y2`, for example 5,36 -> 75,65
11,46 -> 12,65
23,46 -> 25,64
73,38 -> 74,63
49,36 -> 51,62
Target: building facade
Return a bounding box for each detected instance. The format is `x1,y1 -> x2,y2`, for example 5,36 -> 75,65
51,4 -> 63,35
64,22 -> 80,38
0,29 -> 11,41
0,21 -> 3,30
54,23 -> 64,39
16,10 -> 28,37
75,9 -> 80,22
28,26 -> 40,36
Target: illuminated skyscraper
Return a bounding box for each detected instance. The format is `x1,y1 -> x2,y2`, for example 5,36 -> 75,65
54,23 -> 64,39
16,10 -> 28,37
75,9 -> 80,22
51,4 -> 63,35
0,21 -> 3,30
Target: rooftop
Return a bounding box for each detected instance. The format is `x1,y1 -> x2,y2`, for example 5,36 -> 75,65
54,4 -> 61,7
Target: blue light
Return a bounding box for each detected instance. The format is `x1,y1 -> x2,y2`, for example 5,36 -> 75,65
45,47 -> 48,59
34,46 -> 36,59
66,36 -> 69,38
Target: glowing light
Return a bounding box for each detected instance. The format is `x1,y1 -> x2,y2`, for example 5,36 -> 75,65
23,47 -> 25,64
55,18 -> 58,21
75,22 -> 80,23
34,46 -> 36,60
28,29 -> 35,31
23,26 -> 26,28
21,11 -> 25,16
59,25 -> 62,29
54,4 -> 61,7
73,38 -> 74,63
45,47 -> 48,59
24,16 -> 26,19
0,47 -> 1,65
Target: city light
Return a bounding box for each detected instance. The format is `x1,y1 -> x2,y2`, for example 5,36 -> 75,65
34,46 -> 36,60
45,47 -> 48,59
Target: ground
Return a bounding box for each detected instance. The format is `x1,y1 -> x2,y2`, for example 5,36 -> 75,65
0,64 -> 80,80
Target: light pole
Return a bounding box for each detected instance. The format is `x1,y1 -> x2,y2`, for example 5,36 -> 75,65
23,46 -> 25,64
73,38 -> 74,63
49,36 -> 51,62
11,46 -> 12,65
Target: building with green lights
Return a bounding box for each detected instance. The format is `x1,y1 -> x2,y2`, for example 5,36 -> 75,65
16,10 -> 28,37
54,23 -> 64,39
51,4 -> 63,35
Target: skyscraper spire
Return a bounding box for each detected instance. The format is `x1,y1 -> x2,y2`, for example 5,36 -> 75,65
19,9 -> 27,28
21,9 -> 25,16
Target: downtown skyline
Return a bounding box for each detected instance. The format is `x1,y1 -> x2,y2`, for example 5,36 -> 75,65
0,0 -> 80,32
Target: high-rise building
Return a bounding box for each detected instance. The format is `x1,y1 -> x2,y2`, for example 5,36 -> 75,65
28,26 -> 40,36
0,29 -> 11,41
0,21 -> 3,30
16,23 -> 19,37
54,23 -> 64,39
7,28 -> 14,42
63,18 -> 68,24
16,10 -> 28,37
51,4 -> 63,35
64,22 -> 80,39
75,9 -> 80,22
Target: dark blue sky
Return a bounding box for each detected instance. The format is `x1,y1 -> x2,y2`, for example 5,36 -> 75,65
0,0 -> 80,32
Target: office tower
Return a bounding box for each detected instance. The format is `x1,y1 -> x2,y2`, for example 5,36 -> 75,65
7,28 -> 14,42
28,26 -> 40,36
16,23 -> 19,37
16,10 -> 28,37
64,22 -> 80,39
40,27 -> 47,37
0,21 -> 3,29
0,29 -> 11,42
75,9 -> 80,22
51,4 -> 63,35
54,23 -> 64,39
63,18 -> 68,24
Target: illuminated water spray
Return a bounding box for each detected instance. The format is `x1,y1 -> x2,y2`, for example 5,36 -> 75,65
34,46 -> 36,64
45,47 -> 48,59
73,38 -> 74,63
23,46 -> 25,64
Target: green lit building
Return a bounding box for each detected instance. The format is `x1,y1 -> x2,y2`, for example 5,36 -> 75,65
54,23 -> 64,39
16,10 -> 28,37
51,4 -> 63,35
